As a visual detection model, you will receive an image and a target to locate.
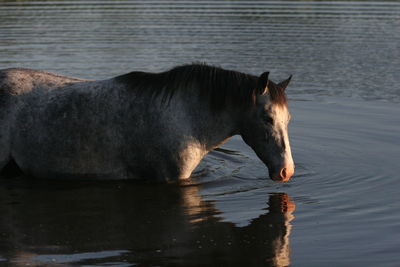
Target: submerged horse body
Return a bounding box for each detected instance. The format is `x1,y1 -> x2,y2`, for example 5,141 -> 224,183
0,64 -> 294,181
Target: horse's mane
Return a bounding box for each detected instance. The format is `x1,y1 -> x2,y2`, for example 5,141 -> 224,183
114,63 -> 287,110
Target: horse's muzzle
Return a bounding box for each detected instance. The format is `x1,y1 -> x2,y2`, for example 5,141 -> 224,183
270,165 -> 294,182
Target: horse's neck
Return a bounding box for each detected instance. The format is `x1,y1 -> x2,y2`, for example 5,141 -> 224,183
182,99 -> 239,152
166,98 -> 239,178
201,113 -> 237,151
120,84 -> 239,152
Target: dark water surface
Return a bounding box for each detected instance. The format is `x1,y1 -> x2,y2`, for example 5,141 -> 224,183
1,1 -> 400,266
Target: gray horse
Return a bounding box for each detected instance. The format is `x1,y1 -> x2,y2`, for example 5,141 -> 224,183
0,64 -> 294,181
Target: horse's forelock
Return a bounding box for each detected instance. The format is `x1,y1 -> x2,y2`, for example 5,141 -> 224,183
268,81 -> 288,107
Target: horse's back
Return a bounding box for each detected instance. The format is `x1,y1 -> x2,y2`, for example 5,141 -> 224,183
0,68 -> 87,96
0,68 -> 88,112
0,68 -> 89,173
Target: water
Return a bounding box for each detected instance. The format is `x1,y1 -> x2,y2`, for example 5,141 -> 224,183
0,0 -> 400,266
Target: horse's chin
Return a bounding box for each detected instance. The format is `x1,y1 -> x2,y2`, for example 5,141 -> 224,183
270,175 -> 291,182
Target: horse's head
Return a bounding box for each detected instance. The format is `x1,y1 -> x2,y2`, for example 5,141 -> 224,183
239,72 -> 294,182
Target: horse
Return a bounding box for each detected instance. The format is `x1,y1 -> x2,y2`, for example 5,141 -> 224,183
0,64 -> 294,182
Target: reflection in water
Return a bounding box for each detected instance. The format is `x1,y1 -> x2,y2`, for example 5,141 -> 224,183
0,178 -> 295,266
268,193 -> 295,267
184,192 -> 295,267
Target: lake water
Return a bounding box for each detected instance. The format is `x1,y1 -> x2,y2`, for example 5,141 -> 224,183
1,0 -> 400,266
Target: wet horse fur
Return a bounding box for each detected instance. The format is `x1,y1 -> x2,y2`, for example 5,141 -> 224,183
0,64 -> 293,181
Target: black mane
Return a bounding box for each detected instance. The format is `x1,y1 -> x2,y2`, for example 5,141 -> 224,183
115,63 -> 286,110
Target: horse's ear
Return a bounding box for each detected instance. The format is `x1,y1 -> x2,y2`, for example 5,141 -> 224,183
257,72 -> 269,95
278,75 -> 292,90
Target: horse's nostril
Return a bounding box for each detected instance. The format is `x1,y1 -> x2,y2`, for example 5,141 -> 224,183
280,166 -> 294,181
280,168 -> 287,179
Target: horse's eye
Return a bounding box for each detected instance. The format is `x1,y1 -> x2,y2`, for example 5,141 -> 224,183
262,115 -> 274,125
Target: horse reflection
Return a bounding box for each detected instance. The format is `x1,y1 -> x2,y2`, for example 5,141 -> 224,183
0,179 -> 295,266
181,191 -> 295,267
